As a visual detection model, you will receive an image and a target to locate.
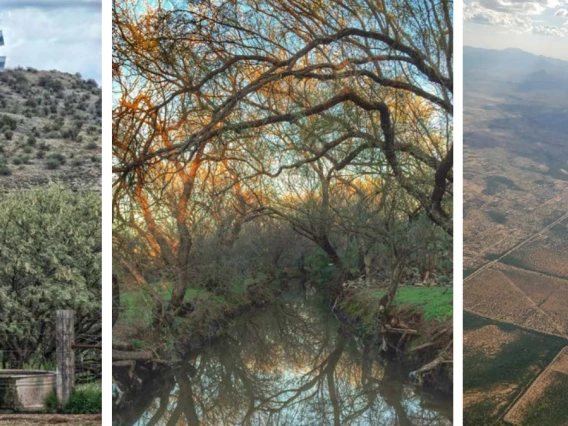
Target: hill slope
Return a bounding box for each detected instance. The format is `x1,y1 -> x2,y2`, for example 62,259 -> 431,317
0,67 -> 102,189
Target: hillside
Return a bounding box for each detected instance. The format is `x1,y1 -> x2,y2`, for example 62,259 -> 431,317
0,67 -> 102,189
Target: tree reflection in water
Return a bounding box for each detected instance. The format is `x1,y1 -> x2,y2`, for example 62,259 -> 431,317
116,297 -> 452,426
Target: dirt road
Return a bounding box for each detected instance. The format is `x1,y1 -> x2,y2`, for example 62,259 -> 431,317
0,414 -> 101,425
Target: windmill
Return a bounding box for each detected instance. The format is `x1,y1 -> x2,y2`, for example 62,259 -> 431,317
0,30 -> 5,71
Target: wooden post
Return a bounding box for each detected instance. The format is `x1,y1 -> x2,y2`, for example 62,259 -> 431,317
56,310 -> 75,405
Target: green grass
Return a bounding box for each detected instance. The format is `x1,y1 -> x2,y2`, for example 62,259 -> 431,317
338,286 -> 453,334
392,287 -> 453,320
118,285 -> 222,327
45,382 -> 101,414
366,287 -> 453,321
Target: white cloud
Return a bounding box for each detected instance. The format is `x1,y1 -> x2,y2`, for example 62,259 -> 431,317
465,2 -> 533,31
465,0 -> 568,37
0,1 -> 101,82
533,23 -> 567,35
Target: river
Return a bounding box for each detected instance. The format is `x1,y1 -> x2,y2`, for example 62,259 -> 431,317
113,294 -> 452,425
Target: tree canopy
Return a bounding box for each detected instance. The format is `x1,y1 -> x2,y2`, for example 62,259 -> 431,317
112,0 -> 453,318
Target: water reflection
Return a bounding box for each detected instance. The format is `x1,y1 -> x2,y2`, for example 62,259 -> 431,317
115,297 -> 452,426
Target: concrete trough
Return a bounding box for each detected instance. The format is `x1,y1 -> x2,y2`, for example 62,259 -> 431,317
0,370 -> 56,412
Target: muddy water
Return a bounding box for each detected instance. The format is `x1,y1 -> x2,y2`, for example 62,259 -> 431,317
114,295 -> 452,425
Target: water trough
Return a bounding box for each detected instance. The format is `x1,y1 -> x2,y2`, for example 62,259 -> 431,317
0,370 -> 56,412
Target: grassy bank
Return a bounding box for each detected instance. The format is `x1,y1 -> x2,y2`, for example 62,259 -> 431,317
338,286 -> 453,333
337,285 -> 453,392
113,276 -> 278,357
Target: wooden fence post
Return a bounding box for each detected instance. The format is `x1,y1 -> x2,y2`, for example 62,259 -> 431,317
56,310 -> 75,405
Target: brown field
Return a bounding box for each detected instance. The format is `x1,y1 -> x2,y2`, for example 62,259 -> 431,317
464,50 -> 568,425
498,266 -> 568,334
464,383 -> 518,417
464,267 -> 565,337
464,144 -> 568,273
464,324 -> 520,357
504,347 -> 568,424
463,323 -> 524,416
503,230 -> 568,279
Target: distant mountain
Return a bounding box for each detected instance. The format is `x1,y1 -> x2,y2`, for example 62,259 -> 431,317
0,67 -> 102,189
464,47 -> 568,182
464,46 -> 568,94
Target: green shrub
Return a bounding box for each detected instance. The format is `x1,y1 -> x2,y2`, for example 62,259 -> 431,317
0,187 -> 101,367
45,383 -> 101,414
0,163 -> 11,175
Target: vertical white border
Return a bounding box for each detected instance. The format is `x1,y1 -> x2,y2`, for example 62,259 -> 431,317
101,0 -> 112,422
453,0 -> 464,423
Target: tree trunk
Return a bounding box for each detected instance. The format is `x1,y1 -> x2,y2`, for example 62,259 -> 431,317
112,274 -> 120,327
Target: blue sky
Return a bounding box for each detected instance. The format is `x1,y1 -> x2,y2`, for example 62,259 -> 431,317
464,0 -> 568,60
0,0 -> 101,83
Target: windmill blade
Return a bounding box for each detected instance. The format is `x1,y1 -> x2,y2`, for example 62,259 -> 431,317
0,30 -> 5,71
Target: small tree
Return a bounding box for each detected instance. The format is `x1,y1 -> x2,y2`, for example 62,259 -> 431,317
0,186 -> 101,368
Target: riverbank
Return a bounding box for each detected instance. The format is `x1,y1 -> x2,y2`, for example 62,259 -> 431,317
113,291 -> 452,424
335,283 -> 453,393
113,277 -> 283,367
113,278 -> 453,405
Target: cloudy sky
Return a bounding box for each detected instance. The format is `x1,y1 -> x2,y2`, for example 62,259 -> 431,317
0,0 -> 101,83
464,0 -> 568,60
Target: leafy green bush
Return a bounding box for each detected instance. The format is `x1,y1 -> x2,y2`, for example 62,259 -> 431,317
0,186 -> 101,367
45,383 -> 101,414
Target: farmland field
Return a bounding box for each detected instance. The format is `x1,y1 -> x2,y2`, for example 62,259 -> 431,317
504,347 -> 568,425
464,266 -> 565,337
502,227 -> 568,279
464,313 -> 567,425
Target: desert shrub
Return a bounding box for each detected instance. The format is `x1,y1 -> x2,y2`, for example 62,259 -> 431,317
0,186 -> 101,367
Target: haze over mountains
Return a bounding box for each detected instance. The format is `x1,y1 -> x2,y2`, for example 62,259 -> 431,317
464,46 -> 568,94
465,47 -> 568,188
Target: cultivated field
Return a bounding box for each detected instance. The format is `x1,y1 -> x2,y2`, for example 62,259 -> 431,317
502,226 -> 568,279
463,313 -> 566,425
464,266 -> 566,337
504,347 -> 568,425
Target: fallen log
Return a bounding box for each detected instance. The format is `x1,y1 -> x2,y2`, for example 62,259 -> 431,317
113,350 -> 154,361
409,342 -> 436,352
383,327 -> 419,335
409,340 -> 453,385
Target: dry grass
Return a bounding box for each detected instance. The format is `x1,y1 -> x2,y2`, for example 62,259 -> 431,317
464,267 -> 564,336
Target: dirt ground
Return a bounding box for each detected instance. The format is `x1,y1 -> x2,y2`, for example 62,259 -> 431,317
0,415 -> 101,425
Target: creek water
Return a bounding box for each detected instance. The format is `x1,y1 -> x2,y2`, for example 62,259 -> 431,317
114,295 -> 452,425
